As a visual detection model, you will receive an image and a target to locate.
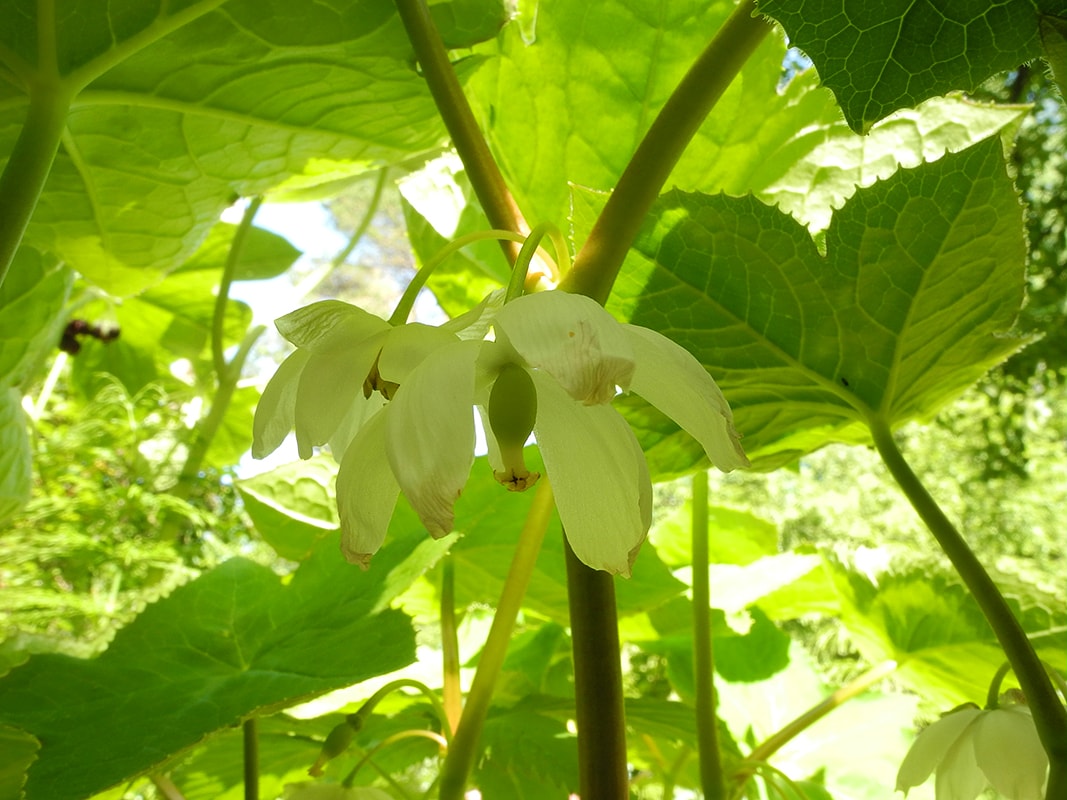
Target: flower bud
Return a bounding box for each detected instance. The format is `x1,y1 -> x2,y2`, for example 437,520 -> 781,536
308,719 -> 357,776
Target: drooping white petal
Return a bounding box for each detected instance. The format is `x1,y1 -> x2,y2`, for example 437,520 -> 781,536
973,707 -> 1048,800
386,340 -> 481,537
337,410 -> 400,569
623,325 -> 749,471
376,323 -> 459,385
494,291 -> 635,404
935,730 -> 986,800
276,300 -> 389,350
896,707 -> 981,793
329,391 -> 387,459
531,371 -> 650,577
294,333 -> 387,458
252,348 -> 311,459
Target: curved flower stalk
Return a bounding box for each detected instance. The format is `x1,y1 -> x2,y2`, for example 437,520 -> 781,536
252,295 -> 498,462
896,691 -> 1049,800
338,290 -> 748,574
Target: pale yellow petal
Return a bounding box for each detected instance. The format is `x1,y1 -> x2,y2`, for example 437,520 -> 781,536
386,341 -> 480,537
531,371 -> 649,576
494,291 -> 634,404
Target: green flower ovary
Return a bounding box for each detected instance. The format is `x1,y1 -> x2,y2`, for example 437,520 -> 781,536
488,363 -> 540,491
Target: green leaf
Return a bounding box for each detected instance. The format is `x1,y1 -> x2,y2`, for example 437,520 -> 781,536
2,0 -> 502,294
651,504 -> 779,567
0,248 -> 72,388
0,725 -> 38,800
0,528 -> 452,800
0,389 -> 31,526
644,601 -> 791,696
237,457 -> 340,562
475,709 -> 579,799
835,567 -> 1067,707
495,623 -> 568,705
177,222 -> 302,282
758,0 -> 1047,133
625,138 -> 1029,473
467,0 -> 803,230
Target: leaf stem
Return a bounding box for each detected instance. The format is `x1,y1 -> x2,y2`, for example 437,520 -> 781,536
560,0 -> 771,303
331,169 -> 389,270
388,228 -> 554,324
868,419 -> 1067,790
392,0 -> 529,263
737,659 -> 897,781
213,196 -> 263,378
564,534 -> 629,799
178,324 -> 266,489
243,718 -> 258,800
692,471 -> 725,800
438,480 -> 555,800
0,82 -> 71,290
441,555 -> 463,733
351,678 -> 451,739
149,774 -> 188,800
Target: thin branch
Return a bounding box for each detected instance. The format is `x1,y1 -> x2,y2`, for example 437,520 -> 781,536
392,0 -> 529,265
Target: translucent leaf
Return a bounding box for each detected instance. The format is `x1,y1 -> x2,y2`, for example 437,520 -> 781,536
759,0 -> 1049,133
624,138 -> 1029,474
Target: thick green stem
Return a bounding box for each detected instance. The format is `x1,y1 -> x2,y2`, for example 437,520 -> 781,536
692,471 -> 725,800
438,480 -> 555,799
565,535 -> 629,799
0,84 -> 72,289
243,718 -> 258,800
393,0 -> 528,265
869,419 -> 1067,795
441,556 -> 463,734
560,0 -> 771,303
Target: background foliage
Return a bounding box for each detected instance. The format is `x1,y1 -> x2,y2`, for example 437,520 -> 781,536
0,0 -> 1063,799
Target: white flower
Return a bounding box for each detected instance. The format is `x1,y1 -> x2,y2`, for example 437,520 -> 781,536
253,297 -> 493,461
337,290 -> 748,575
896,696 -> 1048,800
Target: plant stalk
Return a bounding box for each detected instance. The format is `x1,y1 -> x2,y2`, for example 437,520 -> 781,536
0,84 -> 72,289
868,419 -> 1066,796
739,659 -> 898,776
243,718 -> 258,800
565,535 -> 629,799
438,480 -> 555,799
392,0 -> 529,264
441,556 -> 463,734
213,196 -> 263,377
560,0 -> 771,304
692,471 -> 725,800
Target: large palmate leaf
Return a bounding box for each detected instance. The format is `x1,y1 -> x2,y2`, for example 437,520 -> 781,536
757,556 -> 1067,708
0,529 -> 453,800
620,137 -> 1029,474
0,248 -> 72,388
0,0 -> 504,295
759,0 -> 1058,133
